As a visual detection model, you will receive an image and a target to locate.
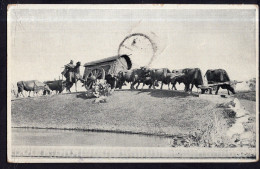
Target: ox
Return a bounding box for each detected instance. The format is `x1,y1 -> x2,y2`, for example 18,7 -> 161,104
161,72 -> 185,90
142,68 -> 171,89
44,80 -> 66,94
136,77 -> 159,89
17,80 -> 51,97
117,68 -> 147,89
105,75 -> 120,90
171,68 -> 204,93
205,69 -> 236,95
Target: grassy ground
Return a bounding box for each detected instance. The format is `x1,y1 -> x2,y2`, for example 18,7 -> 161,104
11,89 -> 256,147
12,90 -> 217,135
234,91 -> 256,101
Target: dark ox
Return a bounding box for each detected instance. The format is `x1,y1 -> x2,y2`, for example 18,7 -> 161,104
136,77 -> 159,89
143,68 -> 171,89
171,68 -> 204,93
104,75 -> 119,90
17,80 -> 51,97
161,72 -> 185,90
117,68 -> 147,89
205,69 -> 235,95
44,80 -> 66,94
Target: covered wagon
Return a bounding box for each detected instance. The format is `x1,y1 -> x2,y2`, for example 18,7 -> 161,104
83,54 -> 132,90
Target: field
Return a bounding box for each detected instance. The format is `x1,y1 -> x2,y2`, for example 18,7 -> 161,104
11,89 -> 256,147
234,91 -> 256,101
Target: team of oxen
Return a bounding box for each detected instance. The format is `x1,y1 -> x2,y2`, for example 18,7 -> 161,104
15,67 -> 236,98
115,67 -> 235,95
16,80 -> 65,97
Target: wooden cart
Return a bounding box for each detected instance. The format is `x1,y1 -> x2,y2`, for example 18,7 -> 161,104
83,54 -> 132,90
198,81 -> 242,93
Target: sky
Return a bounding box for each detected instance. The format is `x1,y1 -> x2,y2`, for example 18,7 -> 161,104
8,5 -> 258,86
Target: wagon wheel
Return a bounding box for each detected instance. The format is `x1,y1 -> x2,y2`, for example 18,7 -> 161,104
84,68 -> 106,90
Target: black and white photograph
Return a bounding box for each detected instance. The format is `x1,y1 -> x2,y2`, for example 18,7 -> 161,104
7,4 -> 258,162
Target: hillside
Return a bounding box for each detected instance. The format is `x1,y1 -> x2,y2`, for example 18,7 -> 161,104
11,89 -> 256,146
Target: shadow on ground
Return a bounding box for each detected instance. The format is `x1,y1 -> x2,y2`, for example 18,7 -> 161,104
116,89 -> 199,98
76,92 -> 95,100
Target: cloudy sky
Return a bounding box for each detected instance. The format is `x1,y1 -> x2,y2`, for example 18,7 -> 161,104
8,5 -> 258,85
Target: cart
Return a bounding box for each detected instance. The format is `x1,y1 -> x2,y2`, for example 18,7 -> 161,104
83,54 -> 132,90
198,80 -> 242,93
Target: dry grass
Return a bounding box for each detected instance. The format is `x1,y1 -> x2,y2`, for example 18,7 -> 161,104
12,89 -> 217,136
234,91 -> 256,101
11,89 -> 256,147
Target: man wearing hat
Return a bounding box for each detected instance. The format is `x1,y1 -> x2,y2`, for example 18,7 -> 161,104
61,60 -> 75,82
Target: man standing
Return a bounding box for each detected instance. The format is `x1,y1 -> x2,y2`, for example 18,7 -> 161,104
61,60 -> 75,82
67,60 -> 75,83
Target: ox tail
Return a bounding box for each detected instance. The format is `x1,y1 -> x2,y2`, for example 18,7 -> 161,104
163,69 -> 168,78
204,70 -> 210,77
223,70 -> 231,82
219,70 -> 230,82
220,72 -> 224,82
17,81 -> 24,95
194,68 -> 203,86
33,81 -> 39,92
166,68 -> 171,73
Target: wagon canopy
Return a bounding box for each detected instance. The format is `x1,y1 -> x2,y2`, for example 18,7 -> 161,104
84,54 -> 132,70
